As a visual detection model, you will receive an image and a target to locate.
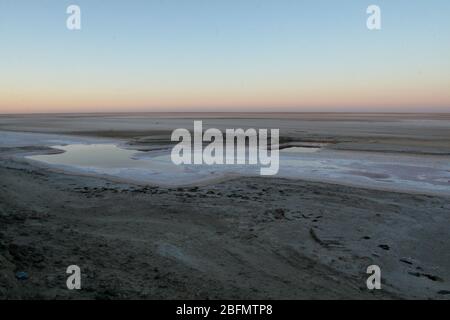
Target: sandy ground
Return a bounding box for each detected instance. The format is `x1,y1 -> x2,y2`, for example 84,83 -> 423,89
1,113 -> 450,299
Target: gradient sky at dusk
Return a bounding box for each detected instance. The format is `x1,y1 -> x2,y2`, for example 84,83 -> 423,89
1,0 -> 450,113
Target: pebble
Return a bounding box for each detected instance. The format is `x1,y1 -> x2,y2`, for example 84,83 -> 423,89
15,271 -> 29,281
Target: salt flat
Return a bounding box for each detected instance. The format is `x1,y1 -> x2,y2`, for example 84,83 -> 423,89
17,137 -> 450,196
1,113 -> 449,299
1,113 -> 449,195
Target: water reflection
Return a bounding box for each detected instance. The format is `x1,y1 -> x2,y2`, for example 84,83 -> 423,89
281,147 -> 321,153
27,144 -> 171,170
25,142 -> 450,195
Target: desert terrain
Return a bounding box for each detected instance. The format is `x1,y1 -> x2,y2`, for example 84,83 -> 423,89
1,113 -> 449,299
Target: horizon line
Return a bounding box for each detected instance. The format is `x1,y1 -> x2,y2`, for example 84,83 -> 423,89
2,111 -> 450,116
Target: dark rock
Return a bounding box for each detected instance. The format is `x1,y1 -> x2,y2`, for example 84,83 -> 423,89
438,290 -> 450,295
273,209 -> 285,220
408,272 -> 443,282
15,271 -> 29,281
400,258 -> 413,265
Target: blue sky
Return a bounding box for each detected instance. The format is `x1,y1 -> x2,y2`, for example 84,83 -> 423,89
1,0 -> 449,113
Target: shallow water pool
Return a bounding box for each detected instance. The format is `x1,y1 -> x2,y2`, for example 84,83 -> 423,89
25,142 -> 450,195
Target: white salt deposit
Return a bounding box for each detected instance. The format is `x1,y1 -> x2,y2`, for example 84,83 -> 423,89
2,131 -> 449,195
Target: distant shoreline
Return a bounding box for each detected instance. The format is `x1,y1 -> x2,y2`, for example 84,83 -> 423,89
1,111 -> 450,118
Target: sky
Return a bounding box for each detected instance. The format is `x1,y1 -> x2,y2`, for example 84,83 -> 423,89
0,0 -> 450,113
